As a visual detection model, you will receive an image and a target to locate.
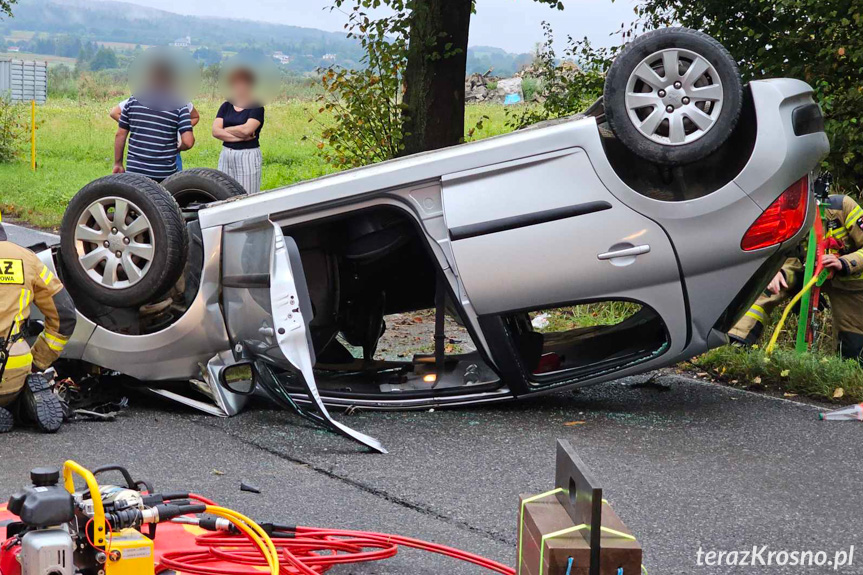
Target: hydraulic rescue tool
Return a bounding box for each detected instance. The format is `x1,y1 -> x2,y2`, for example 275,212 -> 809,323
1,461 -> 515,575
766,174 -> 842,355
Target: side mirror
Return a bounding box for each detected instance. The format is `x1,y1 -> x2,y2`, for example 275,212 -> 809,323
218,361 -> 257,395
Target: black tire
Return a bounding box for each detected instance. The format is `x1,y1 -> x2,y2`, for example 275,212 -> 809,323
59,174 -> 188,308
0,406 -> 13,433
161,168 -> 247,208
604,27 -> 743,166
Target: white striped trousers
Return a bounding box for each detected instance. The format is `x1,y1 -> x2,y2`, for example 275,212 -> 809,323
218,146 -> 263,194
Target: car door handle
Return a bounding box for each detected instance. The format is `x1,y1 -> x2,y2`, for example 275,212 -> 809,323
597,244 -> 651,260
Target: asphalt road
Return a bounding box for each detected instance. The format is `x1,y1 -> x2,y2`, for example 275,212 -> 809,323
2,223 -> 862,574
3,222 -> 57,247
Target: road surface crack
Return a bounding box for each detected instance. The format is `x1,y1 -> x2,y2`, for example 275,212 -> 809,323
190,418 -> 516,546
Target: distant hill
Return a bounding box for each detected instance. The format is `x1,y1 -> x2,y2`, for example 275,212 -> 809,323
1,0 -> 533,74
467,45 -> 533,76
2,0 -> 365,69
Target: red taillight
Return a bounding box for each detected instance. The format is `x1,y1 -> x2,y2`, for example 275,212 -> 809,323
741,176 -> 809,251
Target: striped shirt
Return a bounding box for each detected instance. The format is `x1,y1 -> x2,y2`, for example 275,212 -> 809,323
119,96 -> 192,180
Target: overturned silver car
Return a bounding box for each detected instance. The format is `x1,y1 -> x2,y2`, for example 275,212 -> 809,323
33,29 -> 828,451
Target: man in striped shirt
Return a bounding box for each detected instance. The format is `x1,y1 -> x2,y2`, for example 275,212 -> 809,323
113,96 -> 195,181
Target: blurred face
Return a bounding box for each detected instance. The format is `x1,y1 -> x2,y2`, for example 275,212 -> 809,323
148,63 -> 175,95
229,70 -> 255,105
130,47 -> 199,111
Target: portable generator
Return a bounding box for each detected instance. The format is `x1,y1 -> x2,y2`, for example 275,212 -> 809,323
0,461 -> 274,575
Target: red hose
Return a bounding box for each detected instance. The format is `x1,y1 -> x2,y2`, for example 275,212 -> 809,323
188,493 -> 218,506
154,492 -> 514,575
155,525 -> 514,575
158,532 -> 392,575
297,527 -> 515,574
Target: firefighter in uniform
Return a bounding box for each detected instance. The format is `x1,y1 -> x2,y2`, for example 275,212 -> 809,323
729,194 -> 863,360
0,214 -> 77,432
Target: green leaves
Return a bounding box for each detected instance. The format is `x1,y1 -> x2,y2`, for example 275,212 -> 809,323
311,1 -> 410,168
0,97 -> 28,164
315,0 -> 473,166
506,23 -> 618,130
0,0 -> 16,17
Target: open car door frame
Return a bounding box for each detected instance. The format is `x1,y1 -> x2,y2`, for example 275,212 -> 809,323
222,220 -> 386,453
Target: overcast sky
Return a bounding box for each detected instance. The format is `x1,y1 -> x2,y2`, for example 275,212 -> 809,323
110,0 -> 637,54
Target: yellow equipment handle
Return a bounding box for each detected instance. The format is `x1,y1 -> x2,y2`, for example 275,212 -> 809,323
62,460 -> 107,547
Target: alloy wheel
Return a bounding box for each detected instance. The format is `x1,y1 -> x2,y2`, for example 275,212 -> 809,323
624,48 -> 724,146
73,196 -> 155,289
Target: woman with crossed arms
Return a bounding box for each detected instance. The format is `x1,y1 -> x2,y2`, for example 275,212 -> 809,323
212,66 -> 265,193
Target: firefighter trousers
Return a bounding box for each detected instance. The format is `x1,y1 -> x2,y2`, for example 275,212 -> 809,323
730,285 -> 863,361
728,288 -> 792,346
825,287 -> 863,361
0,339 -> 33,407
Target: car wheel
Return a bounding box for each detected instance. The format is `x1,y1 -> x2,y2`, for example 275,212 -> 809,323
59,174 -> 189,308
161,168 -> 247,208
604,27 -> 743,166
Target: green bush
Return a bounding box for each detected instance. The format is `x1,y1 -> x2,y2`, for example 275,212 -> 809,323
521,76 -> 539,101
48,65 -> 78,99
506,22 -> 619,130
278,77 -> 324,101
0,97 -> 27,163
75,71 -> 127,101
308,5 -> 408,168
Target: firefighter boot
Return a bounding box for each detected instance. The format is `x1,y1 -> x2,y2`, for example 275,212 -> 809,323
21,373 -> 63,433
0,405 -> 12,433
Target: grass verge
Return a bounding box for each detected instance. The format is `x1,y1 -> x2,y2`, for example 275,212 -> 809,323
694,344 -> 863,404
1,99 -> 509,228
693,302 -> 863,405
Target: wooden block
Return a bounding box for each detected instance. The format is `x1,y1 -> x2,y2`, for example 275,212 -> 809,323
518,494 -> 642,575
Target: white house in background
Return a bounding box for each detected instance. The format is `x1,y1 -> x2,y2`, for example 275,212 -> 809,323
170,36 -> 191,48
322,53 -> 336,61
271,51 -> 292,64
7,46 -> 19,53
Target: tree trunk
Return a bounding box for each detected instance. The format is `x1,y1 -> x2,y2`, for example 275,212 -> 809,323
400,0 -> 472,156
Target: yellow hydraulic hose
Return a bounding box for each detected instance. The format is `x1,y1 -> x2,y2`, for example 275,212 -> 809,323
204,505 -> 280,575
765,273 -> 821,355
